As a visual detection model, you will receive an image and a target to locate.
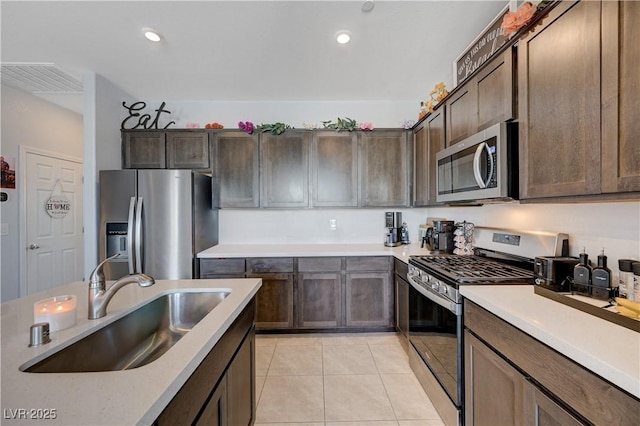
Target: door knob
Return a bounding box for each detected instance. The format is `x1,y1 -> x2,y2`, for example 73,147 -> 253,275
29,244 -> 40,250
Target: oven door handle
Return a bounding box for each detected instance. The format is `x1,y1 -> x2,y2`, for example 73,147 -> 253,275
408,275 -> 461,315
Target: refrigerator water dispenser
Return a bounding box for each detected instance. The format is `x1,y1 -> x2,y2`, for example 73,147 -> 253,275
106,223 -> 128,259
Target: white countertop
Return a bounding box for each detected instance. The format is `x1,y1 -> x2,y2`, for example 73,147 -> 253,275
197,242 -> 431,264
460,285 -> 640,399
1,278 -> 261,425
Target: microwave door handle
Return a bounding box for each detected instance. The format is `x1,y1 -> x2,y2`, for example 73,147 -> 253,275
484,142 -> 495,188
473,142 -> 495,189
473,143 -> 487,188
126,197 -> 136,274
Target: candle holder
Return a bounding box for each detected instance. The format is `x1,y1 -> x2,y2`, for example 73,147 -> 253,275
33,295 -> 77,332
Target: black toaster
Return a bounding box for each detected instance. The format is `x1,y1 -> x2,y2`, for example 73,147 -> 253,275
534,256 -> 580,292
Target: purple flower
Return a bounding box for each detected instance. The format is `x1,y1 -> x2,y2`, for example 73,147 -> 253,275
238,121 -> 254,134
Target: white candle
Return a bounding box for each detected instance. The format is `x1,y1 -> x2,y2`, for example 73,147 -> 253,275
33,295 -> 77,332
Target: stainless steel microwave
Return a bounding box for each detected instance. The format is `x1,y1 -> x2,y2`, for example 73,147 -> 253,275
436,122 -> 518,204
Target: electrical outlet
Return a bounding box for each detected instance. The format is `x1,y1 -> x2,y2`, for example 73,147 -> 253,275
329,219 -> 337,230
1,223 -> 8,236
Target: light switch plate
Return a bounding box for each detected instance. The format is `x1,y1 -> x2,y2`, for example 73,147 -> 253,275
329,219 -> 337,230
1,223 -> 8,236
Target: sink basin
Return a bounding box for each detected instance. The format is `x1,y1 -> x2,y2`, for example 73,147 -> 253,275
22,291 -> 230,373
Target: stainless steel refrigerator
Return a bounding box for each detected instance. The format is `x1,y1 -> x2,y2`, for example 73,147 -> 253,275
99,169 -> 218,280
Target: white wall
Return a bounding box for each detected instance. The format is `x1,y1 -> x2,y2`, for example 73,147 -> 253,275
219,201 -> 640,276
83,73 -> 136,279
0,84 -> 83,301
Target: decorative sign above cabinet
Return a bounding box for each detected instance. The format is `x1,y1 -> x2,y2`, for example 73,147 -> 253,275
121,101 -> 176,130
454,5 -> 510,87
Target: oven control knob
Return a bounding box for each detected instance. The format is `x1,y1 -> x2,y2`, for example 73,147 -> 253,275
431,280 -> 439,290
421,273 -> 429,283
438,284 -> 447,294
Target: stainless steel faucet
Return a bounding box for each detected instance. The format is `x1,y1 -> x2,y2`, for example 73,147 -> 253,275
88,254 -> 155,319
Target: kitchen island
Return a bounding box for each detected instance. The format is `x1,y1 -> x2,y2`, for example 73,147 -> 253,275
1,278 -> 261,425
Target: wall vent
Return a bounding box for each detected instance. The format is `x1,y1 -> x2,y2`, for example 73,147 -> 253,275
1,63 -> 82,93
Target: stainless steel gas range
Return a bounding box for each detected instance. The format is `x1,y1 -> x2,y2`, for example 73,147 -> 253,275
406,227 -> 569,426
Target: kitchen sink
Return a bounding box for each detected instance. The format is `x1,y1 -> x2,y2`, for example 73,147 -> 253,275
22,291 -> 230,373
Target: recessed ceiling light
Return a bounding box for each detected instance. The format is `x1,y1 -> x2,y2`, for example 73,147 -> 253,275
336,31 -> 351,44
143,29 -> 162,42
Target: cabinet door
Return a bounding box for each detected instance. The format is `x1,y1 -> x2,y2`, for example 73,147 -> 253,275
227,332 -> 255,426
601,0 -> 640,193
464,330 -> 525,426
298,272 -> 342,328
445,81 -> 477,146
345,272 -> 392,327
213,131 -> 260,208
523,380 -> 584,426
250,273 -> 294,330
122,131 -> 166,169
312,131 -> 358,207
166,131 -> 210,169
476,48 -> 515,130
413,110 -> 445,207
518,0 -> 601,199
261,132 -> 311,208
195,375 -> 227,426
359,130 -> 409,207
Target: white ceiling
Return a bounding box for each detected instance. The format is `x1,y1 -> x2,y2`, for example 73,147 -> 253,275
1,1 -> 508,113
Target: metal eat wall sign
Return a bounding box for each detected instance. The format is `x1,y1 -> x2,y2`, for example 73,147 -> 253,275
121,101 -> 176,130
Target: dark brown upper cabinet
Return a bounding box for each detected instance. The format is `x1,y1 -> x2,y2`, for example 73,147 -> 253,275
260,131 -> 311,208
413,109 -> 445,207
211,131 -> 260,208
359,130 -> 410,207
311,131 -> 358,207
519,0 -> 639,200
122,130 -> 210,169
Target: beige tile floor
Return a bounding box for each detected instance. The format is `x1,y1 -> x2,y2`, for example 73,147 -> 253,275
255,332 -> 445,426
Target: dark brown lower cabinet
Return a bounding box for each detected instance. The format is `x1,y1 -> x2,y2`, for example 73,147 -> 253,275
523,379 -> 583,426
345,272 -> 392,327
156,299 -> 255,426
464,300 -> 640,426
196,375 -> 227,426
464,330 -> 525,426
250,273 -> 294,330
199,256 -> 393,332
298,272 -> 342,328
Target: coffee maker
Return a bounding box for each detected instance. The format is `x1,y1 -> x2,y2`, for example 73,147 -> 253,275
384,212 -> 402,247
424,220 -> 455,253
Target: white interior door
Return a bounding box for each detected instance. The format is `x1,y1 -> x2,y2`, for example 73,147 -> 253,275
24,151 -> 83,295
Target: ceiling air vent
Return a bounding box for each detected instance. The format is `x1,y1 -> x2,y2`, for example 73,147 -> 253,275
1,63 -> 82,94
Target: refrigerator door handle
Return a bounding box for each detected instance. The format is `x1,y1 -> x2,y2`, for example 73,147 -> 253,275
134,197 -> 144,274
126,196 -> 136,274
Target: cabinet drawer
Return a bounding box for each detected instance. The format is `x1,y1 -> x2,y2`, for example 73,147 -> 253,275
298,257 -> 342,272
246,257 -> 294,273
200,258 -> 245,275
346,256 -> 390,271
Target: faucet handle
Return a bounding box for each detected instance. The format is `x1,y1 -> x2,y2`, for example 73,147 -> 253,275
89,253 -> 120,288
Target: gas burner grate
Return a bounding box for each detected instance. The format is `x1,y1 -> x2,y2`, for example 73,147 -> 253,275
411,255 -> 533,284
